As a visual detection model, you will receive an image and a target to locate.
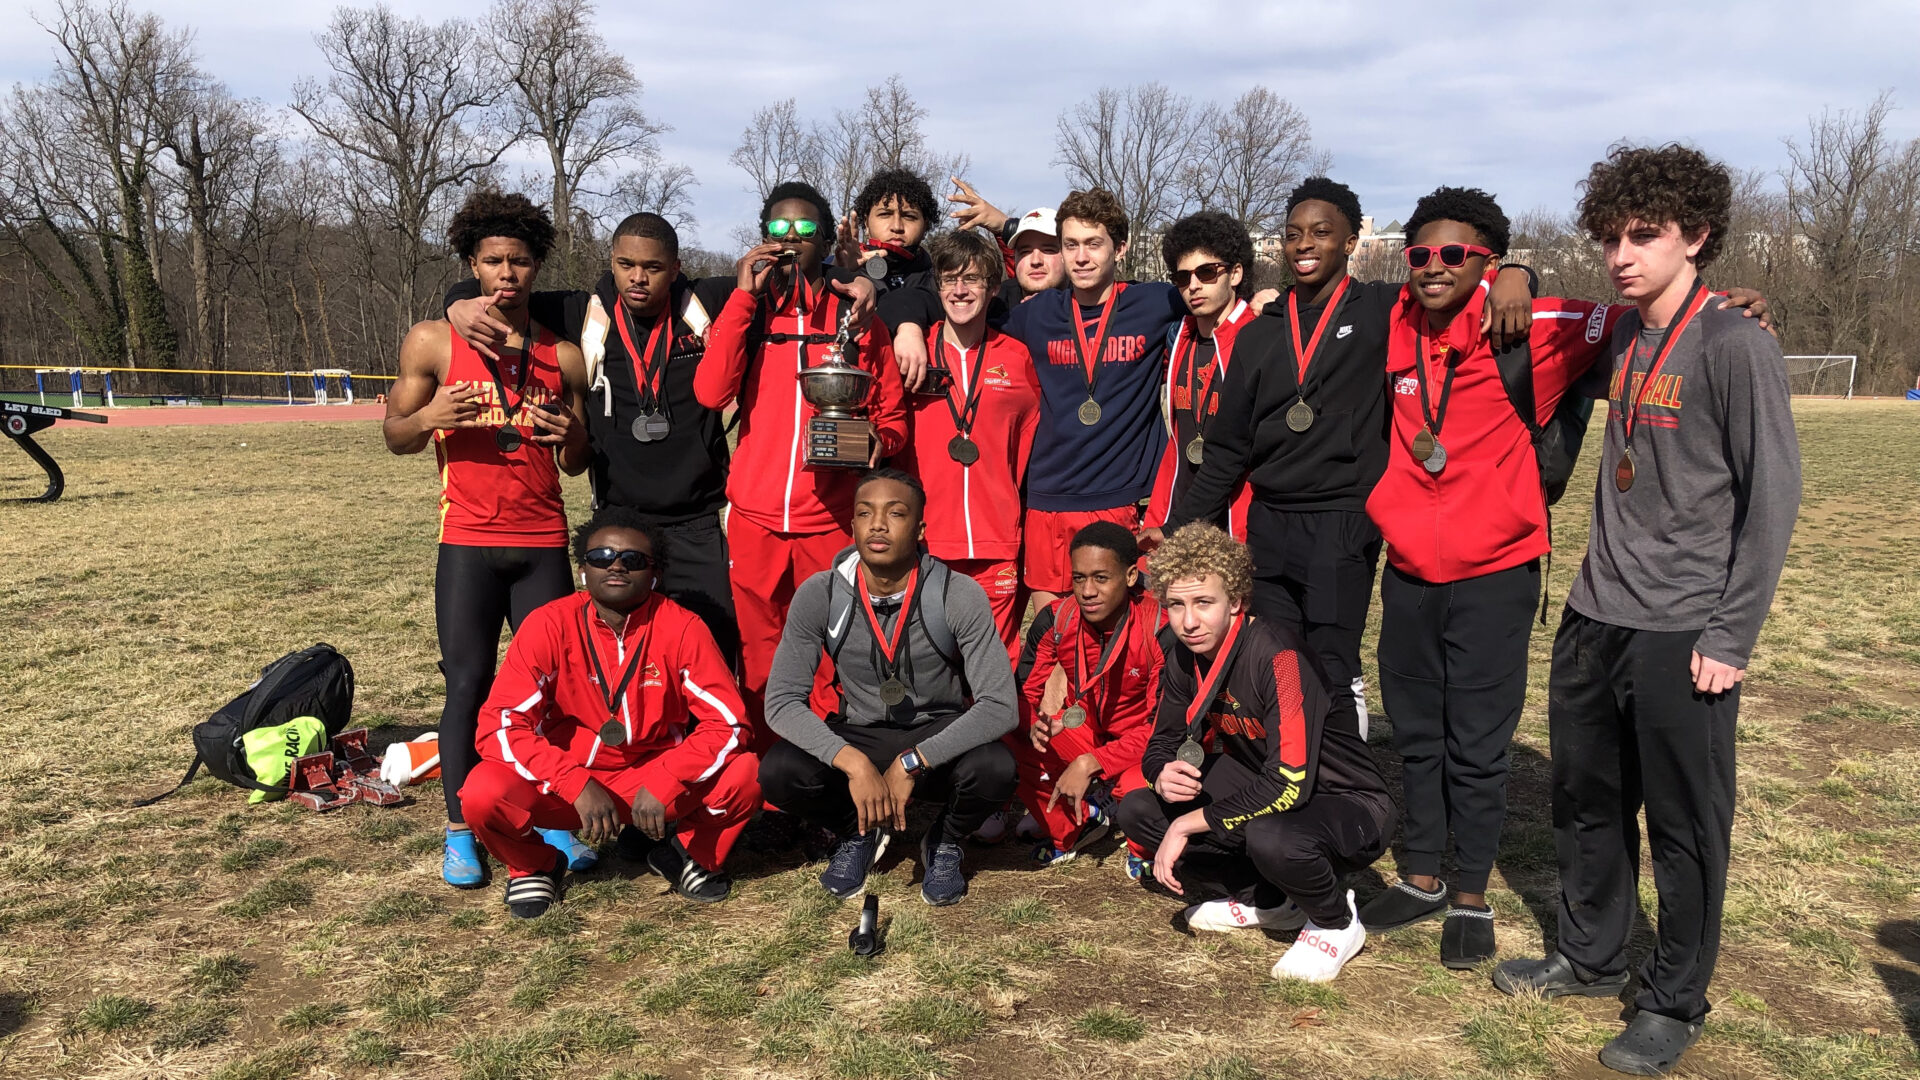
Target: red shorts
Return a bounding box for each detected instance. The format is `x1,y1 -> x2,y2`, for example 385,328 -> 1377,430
1021,505 -> 1141,594
945,557 -> 1025,655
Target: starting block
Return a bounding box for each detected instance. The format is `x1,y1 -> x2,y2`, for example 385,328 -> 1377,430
289,729 -> 405,811
3,400 -> 107,502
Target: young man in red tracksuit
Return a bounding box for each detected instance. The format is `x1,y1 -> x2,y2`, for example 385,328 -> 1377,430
695,181 -> 905,734
1144,212 -> 1261,541
894,230 -> 1041,651
1013,522 -> 1170,870
462,506 -> 759,915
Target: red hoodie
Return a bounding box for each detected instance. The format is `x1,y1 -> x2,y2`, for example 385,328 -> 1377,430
903,323 -> 1041,561
1144,300 -> 1256,539
477,591 -> 749,808
1368,282 -> 1626,583
694,281 -> 908,535
1021,592 -> 1169,779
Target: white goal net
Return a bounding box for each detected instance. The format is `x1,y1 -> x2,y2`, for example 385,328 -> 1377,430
1784,355 -> 1856,398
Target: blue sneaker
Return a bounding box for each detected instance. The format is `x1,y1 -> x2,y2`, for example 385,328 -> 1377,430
819,829 -> 890,900
920,827 -> 968,907
1034,796 -> 1112,866
1124,854 -> 1150,881
537,828 -> 599,871
442,827 -> 487,889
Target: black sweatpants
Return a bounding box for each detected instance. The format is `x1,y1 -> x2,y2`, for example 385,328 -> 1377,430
1117,753 -> 1389,927
1246,507 -> 1382,741
644,513 -> 739,669
1377,560 -> 1540,893
1549,610 -> 1738,1024
759,713 -> 1017,841
434,543 -> 573,823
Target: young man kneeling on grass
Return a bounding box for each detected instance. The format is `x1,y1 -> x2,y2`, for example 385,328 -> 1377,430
759,469 -> 1018,907
1117,523 -> 1393,983
462,506 -> 760,916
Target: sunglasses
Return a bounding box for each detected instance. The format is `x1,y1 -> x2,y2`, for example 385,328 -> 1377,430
1403,243 -> 1494,270
763,218 -> 822,240
583,547 -> 653,572
1169,262 -> 1231,289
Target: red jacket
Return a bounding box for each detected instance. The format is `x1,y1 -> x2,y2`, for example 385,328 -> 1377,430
1021,592 -> 1168,778
903,324 -> 1041,561
476,591 -> 749,807
694,283 -> 908,535
1144,300 -> 1256,539
1368,283 -> 1626,582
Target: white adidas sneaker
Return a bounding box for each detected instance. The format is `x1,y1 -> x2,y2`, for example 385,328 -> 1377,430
1271,890 -> 1366,983
1185,897 -> 1310,933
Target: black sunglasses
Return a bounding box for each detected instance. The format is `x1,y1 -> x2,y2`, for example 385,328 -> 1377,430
583,547 -> 653,571
1170,262 -> 1231,289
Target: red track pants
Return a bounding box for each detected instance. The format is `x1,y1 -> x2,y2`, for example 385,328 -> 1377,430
1009,725 -> 1148,855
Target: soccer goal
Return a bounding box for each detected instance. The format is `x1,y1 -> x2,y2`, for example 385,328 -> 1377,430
1784,355 -> 1856,399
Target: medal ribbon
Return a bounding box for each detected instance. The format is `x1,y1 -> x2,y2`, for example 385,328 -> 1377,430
1619,279 -> 1710,448
1069,283 -> 1126,404
481,326 -> 534,428
578,597 -> 654,742
612,302 -> 673,416
1178,325 -> 1223,441
1286,276 -> 1351,391
858,567 -> 921,679
929,322 -> 987,437
1182,611 -> 1246,743
1411,327 -> 1463,439
1068,600 -> 1133,706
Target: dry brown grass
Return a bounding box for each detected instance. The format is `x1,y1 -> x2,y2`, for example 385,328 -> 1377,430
0,400 -> 1916,1079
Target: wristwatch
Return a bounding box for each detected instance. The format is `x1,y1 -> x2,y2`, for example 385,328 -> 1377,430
898,747 -> 929,779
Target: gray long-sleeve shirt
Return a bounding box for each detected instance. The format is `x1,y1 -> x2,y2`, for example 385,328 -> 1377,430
764,556 -> 1017,768
1566,301 -> 1801,667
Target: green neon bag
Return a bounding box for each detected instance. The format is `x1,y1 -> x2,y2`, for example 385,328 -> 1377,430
239,716 -> 326,803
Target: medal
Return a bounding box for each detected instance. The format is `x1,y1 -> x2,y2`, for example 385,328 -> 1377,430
631,411 -> 671,443
947,435 -> 978,465
1410,426 -> 1435,462
1061,705 -> 1087,729
494,425 -> 522,453
1175,324 -> 1224,468
1284,277 -> 1351,434
1078,398 -> 1102,426
1069,285 -> 1124,430
1411,327 -> 1461,474
1423,438 -> 1448,474
1185,437 -> 1204,466
1177,739 -> 1206,768
1063,602 -> 1133,734
931,322 -> 987,467
865,255 -> 889,281
880,677 -> 907,707
578,599 -> 653,754
481,330 -> 534,453
1286,399 -> 1315,432
858,567 -> 922,719
1614,450 -> 1635,492
1614,280 -> 1710,497
598,718 -> 626,746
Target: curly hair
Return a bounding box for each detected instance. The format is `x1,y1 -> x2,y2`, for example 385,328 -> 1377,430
761,180 -> 834,229
1404,185 -> 1511,257
1162,211 -> 1256,297
1057,188 -> 1129,245
1070,520 -> 1140,567
1149,523 -> 1253,605
572,504 -> 670,580
928,229 -> 1003,289
1285,177 -> 1362,235
1577,143 -> 1731,267
448,189 -> 555,261
853,168 -> 940,231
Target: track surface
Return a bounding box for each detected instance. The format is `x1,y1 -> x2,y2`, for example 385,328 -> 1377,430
52,404 -> 386,428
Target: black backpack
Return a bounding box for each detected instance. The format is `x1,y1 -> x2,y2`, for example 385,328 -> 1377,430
823,548 -> 959,668
1492,338 -> 1596,622
134,643 -> 356,806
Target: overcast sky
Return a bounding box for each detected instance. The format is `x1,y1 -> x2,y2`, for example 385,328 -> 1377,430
2,0 -> 1915,249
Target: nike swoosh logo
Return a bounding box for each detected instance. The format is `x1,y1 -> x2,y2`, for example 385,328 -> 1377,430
828,609 -> 850,639
1336,325 -> 1353,338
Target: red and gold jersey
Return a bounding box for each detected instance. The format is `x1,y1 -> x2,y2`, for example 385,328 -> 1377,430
434,323 -> 568,547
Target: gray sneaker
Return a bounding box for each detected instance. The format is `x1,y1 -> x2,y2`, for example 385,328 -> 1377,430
819,829 -> 890,900
920,827 -> 968,907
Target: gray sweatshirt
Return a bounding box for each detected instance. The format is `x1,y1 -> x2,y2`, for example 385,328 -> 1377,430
1567,301 -> 1801,667
764,556 -> 1017,768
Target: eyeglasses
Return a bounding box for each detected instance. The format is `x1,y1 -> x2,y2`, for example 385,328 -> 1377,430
763,218 -> 822,240
583,547 -> 653,571
1169,262 -> 1231,289
938,272 -> 991,291
1403,244 -> 1494,270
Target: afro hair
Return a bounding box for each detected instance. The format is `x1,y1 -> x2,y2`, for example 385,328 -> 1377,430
1577,143 -> 1732,267
1162,211 -> 1256,297
853,168 -> 940,231
761,181 -> 834,230
448,189 -> 555,261
572,504 -> 670,580
1284,177 -> 1363,235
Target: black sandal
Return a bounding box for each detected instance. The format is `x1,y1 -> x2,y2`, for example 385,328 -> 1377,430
504,854 -> 565,920
1598,1011 -> 1702,1076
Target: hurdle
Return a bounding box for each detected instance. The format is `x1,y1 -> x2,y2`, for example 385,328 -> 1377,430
34,367 -> 114,408
310,368 -> 355,405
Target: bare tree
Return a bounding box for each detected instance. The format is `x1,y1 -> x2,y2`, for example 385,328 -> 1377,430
1187,86 -> 1327,234
164,88 -> 274,368
733,79 -> 967,222
485,0 -> 664,286
730,98 -> 812,201
292,4 -> 510,334
1054,83 -> 1208,274
608,160 -> 698,228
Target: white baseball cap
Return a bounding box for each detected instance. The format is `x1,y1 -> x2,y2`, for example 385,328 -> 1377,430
1010,207 -> 1058,240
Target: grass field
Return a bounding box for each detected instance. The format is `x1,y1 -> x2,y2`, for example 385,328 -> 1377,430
1,401 -> 1916,1080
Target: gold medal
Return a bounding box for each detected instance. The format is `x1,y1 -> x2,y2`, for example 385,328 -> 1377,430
1061,705 -> 1087,729
1077,398 -> 1102,426
1184,437 -> 1204,466
1285,399 -> 1315,432
1410,426 -> 1435,462
880,677 -> 908,707
1614,450 -> 1635,492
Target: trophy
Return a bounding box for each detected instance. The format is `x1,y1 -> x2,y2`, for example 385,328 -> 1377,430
797,307 -> 876,469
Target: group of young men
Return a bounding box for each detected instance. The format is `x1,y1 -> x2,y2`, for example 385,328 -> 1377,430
385,139 -> 1799,1075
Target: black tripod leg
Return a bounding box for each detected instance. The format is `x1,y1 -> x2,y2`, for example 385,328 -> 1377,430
8,433 -> 64,502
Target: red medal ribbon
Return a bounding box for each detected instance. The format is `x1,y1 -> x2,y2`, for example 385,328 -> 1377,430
611,302 -> 673,413
578,595 -> 655,743
858,567 -> 921,670
1069,282 -> 1126,401
1066,601 -> 1134,712
1620,279 -> 1711,446
1182,611 -> 1246,744
1287,276 -> 1351,384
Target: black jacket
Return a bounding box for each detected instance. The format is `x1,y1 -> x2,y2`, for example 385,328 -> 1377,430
1142,616 -> 1389,838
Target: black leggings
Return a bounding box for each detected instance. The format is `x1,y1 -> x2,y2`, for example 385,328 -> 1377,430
435,543 -> 573,822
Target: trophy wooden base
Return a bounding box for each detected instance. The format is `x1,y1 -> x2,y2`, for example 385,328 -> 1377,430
805,416 -> 874,469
